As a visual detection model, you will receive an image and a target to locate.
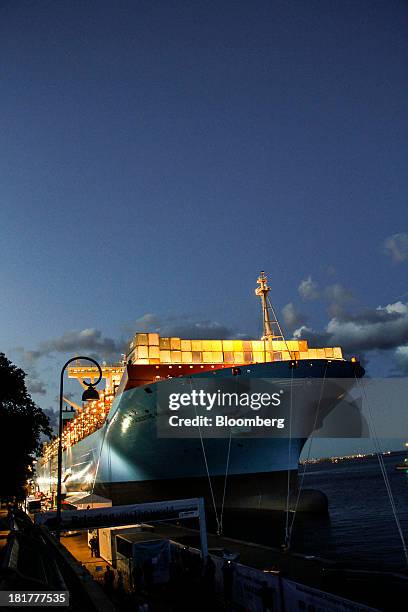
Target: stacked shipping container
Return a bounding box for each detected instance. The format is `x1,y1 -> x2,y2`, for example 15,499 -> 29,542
128,333 -> 343,365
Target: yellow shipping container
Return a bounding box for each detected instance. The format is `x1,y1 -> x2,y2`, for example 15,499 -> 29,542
253,351 -> 265,362
148,346 -> 160,359
160,350 -> 171,363
202,351 -> 213,363
201,340 -> 212,351
212,351 -> 224,363
333,347 -> 343,359
222,340 -> 234,351
325,348 -> 334,358
170,338 -> 181,350
136,333 -> 148,346
212,340 -> 223,351
159,337 -> 171,349
148,333 -> 159,346
233,340 -> 243,351
181,340 -> 192,351
271,340 -> 285,351
192,351 -> 202,363
181,351 -> 193,363
191,340 -> 202,352
299,351 -> 309,360
171,350 -> 182,362
251,340 -> 264,352
234,352 -> 244,363
287,340 -> 298,350
308,349 -> 318,359
137,346 -> 149,359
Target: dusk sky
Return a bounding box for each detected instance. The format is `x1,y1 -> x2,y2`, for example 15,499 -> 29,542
1,1 -> 407,453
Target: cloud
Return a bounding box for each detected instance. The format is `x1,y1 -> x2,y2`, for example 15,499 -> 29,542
12,348 -> 48,396
127,313 -> 242,340
27,379 -> 47,395
281,302 -> 306,330
17,329 -> 122,362
298,275 -> 355,316
294,300 -> 408,372
13,329 -> 123,396
298,276 -> 320,301
384,232 -> 408,263
326,301 -> 408,353
324,283 -> 355,317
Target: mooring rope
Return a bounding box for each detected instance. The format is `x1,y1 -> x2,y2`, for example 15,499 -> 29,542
219,430 -> 232,536
355,374 -> 408,567
284,365 -> 294,547
189,377 -> 222,535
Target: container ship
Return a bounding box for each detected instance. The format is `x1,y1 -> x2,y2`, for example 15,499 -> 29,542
36,273 -> 364,513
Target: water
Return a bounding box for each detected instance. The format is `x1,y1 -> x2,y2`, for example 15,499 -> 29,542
293,453 -> 408,570
217,453 -> 408,572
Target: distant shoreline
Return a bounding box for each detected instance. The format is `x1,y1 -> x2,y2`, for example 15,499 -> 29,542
301,449 -> 406,465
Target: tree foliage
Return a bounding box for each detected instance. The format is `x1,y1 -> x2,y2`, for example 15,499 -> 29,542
0,353 -> 51,500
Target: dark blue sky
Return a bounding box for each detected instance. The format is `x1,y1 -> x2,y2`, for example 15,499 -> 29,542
1,1 -> 408,452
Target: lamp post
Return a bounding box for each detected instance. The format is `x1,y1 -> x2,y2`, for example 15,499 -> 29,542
56,356 -> 102,540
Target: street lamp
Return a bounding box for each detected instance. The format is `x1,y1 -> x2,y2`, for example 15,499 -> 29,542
55,356 -> 102,540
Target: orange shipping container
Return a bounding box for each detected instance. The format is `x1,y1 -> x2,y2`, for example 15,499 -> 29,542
148,333 -> 159,346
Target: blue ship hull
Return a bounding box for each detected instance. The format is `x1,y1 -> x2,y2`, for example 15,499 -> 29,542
39,359 -> 363,512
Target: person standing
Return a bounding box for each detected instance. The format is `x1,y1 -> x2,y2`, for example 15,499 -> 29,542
90,535 -> 98,557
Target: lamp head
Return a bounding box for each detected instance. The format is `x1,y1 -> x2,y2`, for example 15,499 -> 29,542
82,385 -> 100,402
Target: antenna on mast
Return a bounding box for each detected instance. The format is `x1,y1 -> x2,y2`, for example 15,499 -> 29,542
255,271 -> 287,342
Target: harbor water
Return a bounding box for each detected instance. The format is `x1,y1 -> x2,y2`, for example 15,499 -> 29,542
218,452 -> 408,572
298,452 -> 408,570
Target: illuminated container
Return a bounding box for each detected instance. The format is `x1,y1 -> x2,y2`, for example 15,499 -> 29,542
128,334 -> 344,365
159,350 -> 171,363
137,346 -> 149,359
148,346 -> 160,359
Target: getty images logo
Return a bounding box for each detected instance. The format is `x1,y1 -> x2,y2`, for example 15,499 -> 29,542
168,389 -> 284,411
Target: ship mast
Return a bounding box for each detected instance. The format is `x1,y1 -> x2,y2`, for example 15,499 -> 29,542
255,271 -> 286,342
